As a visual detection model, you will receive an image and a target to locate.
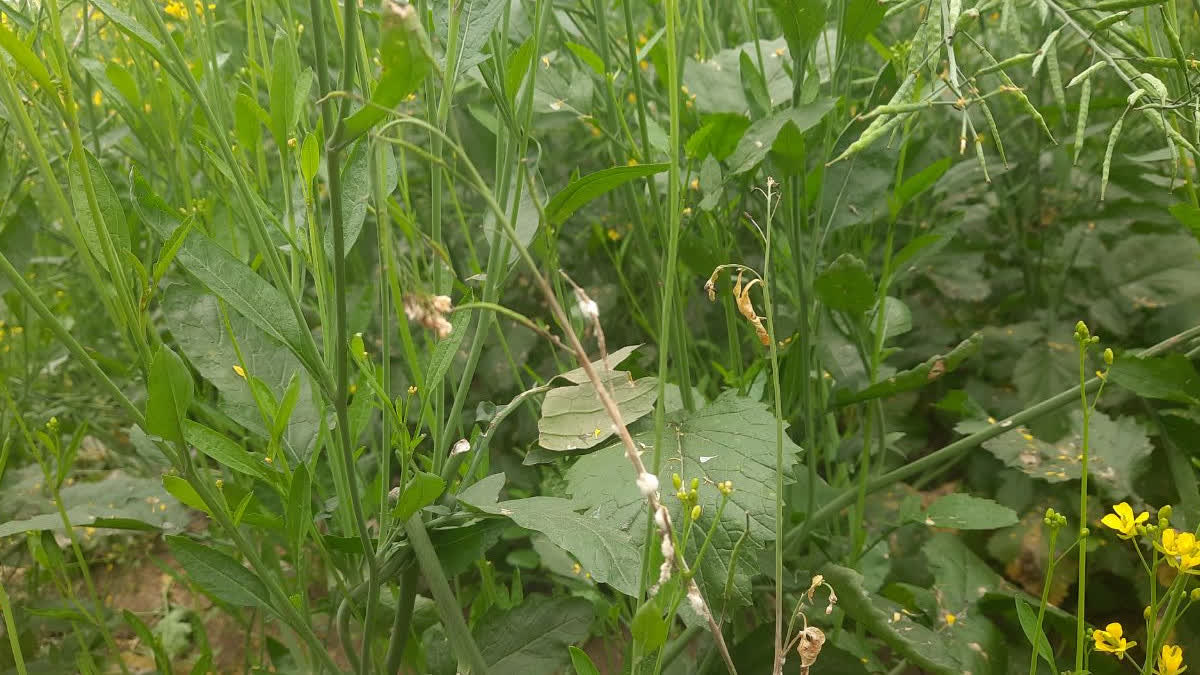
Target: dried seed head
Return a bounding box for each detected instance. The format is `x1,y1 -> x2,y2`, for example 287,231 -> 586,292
404,294 -> 454,339
432,295 -> 452,314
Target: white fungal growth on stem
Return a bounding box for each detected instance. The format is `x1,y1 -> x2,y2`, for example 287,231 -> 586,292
451,438 -> 471,455
578,298 -> 599,320
636,472 -> 659,498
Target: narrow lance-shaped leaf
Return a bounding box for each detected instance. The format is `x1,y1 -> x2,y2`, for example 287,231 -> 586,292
834,333 -> 982,406
166,535 -> 272,609
146,347 -> 194,444
544,164 -> 670,225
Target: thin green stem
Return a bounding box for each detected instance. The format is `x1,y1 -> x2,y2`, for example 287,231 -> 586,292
0,582 -> 27,675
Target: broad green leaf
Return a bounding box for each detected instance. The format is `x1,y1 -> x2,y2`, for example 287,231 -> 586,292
505,38 -> 537,104
684,39 -> 794,114
429,520 -> 506,577
814,253 -> 875,314
1109,353 -> 1200,404
726,100 -> 836,175
458,474 -> 642,596
474,595 -> 592,673
555,344 -> 643,384
133,174 -> 309,360
163,285 -> 319,459
1102,234 -> 1200,309
391,471 -> 446,522
182,421 -> 272,482
631,599 -> 669,650
1015,597 -> 1057,673
1169,202 -> 1200,243
823,565 -> 961,674
544,164 -> 670,226
166,535 -> 271,609
870,296 -> 912,341
0,471 -> 186,538
434,0 -> 504,71
0,23 -> 54,96
341,2 -> 434,143
146,346 -> 194,444
569,646 -> 600,675
922,493 -> 1018,529
323,139 -> 371,259
69,149 -> 130,275
566,391 -> 802,612
739,51 -> 771,120
921,533 -> 1009,671
835,333 -> 982,406
766,0 -> 828,59
685,113 -> 751,161
975,409 -> 1152,498
537,371 -> 657,451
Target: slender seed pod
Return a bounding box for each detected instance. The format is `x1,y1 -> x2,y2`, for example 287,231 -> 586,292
1067,62 -> 1107,89
1073,76 -> 1091,166
1101,108 -> 1128,201
1046,45 -> 1066,112
978,98 -> 1007,167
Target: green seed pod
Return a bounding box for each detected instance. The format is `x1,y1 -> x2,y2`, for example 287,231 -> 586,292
1067,62 -> 1108,89
1073,76 -> 1092,165
1101,110 -> 1127,201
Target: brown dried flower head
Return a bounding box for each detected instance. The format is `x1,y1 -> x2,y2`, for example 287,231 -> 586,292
733,271 -> 769,346
403,294 -> 454,339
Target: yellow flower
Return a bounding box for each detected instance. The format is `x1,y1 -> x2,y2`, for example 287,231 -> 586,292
1093,622 -> 1136,659
1101,502 -> 1148,539
164,0 -> 188,19
232,364 -> 246,379
1158,529 -> 1200,573
92,90 -> 103,106
1158,644 -> 1187,675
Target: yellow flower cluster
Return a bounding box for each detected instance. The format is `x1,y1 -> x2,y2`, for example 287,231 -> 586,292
1093,622 -> 1135,659
1158,529 -> 1200,574
164,0 -> 214,20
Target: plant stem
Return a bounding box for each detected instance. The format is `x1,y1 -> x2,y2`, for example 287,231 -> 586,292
0,582 -> 26,675
1075,340 -> 1090,674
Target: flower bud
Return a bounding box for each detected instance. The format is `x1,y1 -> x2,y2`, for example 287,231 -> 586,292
690,478 -> 700,491
1159,505 -> 1173,527
1144,605 -> 1153,619
1103,348 -> 1114,366
215,479 -> 224,490
1080,526 -> 1090,537
1192,588 -> 1200,602
676,490 -> 688,503
691,505 -> 702,521
1074,320 -> 1090,341
350,332 -> 367,360
672,473 -> 682,490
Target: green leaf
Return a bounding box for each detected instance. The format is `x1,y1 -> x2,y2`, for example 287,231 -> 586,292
123,610 -> 170,674
631,599 -> 669,650
568,646 -> 601,675
133,174 -> 309,363
566,391 -> 802,612
166,535 -> 271,609
739,51 -> 771,120
505,38 -> 537,105
766,0 -> 828,59
726,100 -> 836,175
814,253 -> 876,314
684,39 -> 793,114
286,464 -> 310,557
823,566 -> 961,674
843,0 -> 887,42
146,347 -> 193,444
324,139 -> 371,259
89,0 -> 166,61
458,474 -> 642,596
870,296 -> 912,341
565,41 -> 605,76
554,345 -> 643,384
182,421 -> 271,482
1109,353 -> 1200,404
835,334 -> 982,406
69,149 -> 130,275
922,493 -> 1018,529
473,595 -> 592,673
1015,597 -> 1056,673
889,158 -> 951,221
269,30 -> 298,146
434,0 -> 504,71
686,114 -> 751,161
0,23 -> 54,96
340,2 -> 433,143
0,471 -> 187,538
1102,233 -> 1200,309
163,285 -> 319,459
977,409 -> 1153,498
1169,202 -> 1200,243
544,164 -> 670,226
538,371 -> 657,451
392,471 -> 446,522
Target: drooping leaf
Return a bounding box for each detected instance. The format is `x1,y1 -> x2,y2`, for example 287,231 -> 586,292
835,334 -> 982,406
922,493 -> 1018,530
341,2 -> 434,143
0,471 -> 187,537
1109,353 -> 1200,404
473,595 -> 592,674
146,346 -> 194,444
458,474 -> 642,596
182,420 -> 272,482
166,535 -> 271,609
814,253 -> 875,314
726,100 -> 836,175
544,164 -> 670,226
976,409 -> 1153,498
823,565 -> 961,674
537,371 -> 657,451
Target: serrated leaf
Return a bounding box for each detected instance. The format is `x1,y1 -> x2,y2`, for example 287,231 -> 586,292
922,493 -> 1018,529
835,334 -> 982,406
544,164 -> 670,226
815,253 -> 876,313
474,595 -> 591,673
1109,353 -> 1200,404
167,536 -> 271,609
979,409 -> 1152,498
458,474 -> 642,595
392,471 -> 446,522
538,371 -> 656,451
565,391 -> 801,612
726,100 -> 836,175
